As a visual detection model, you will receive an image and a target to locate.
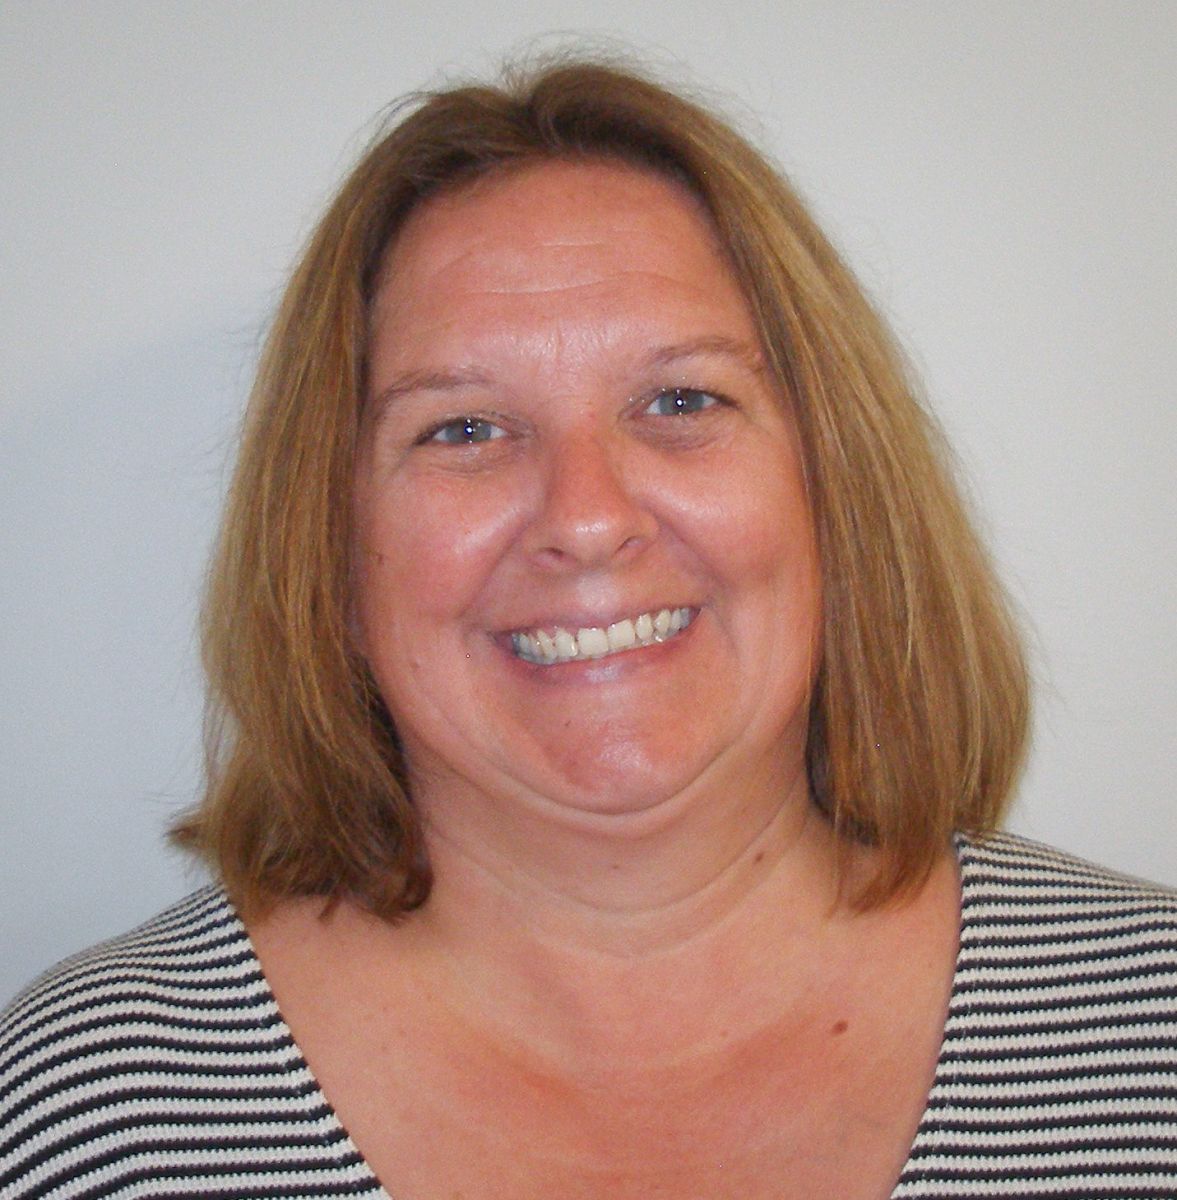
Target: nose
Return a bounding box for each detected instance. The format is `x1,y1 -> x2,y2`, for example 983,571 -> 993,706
525,434 -> 657,571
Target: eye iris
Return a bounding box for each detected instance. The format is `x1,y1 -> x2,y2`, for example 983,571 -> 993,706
437,418 -> 490,443
660,388 -> 706,414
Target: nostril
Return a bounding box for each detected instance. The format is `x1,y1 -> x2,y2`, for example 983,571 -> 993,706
530,510 -> 656,569
526,451 -> 656,568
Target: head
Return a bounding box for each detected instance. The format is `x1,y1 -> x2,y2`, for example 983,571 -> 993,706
176,56 -> 1029,915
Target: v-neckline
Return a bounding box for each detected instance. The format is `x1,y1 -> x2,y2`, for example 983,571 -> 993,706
232,836 -> 979,1199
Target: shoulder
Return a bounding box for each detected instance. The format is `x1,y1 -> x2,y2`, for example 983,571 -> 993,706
5,884 -> 258,1002
896,834 -> 1177,1195
958,828 -> 1177,935
955,829 -> 1177,1001
0,888 -> 375,1198
0,887 -> 272,1083
0,887 -> 274,1061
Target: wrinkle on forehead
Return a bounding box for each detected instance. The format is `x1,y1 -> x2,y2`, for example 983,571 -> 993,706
366,160 -> 766,409
377,160 -> 723,303
386,240 -> 712,306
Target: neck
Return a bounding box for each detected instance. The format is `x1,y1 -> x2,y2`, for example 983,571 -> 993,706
386,757 -> 869,1068
414,749 -> 838,951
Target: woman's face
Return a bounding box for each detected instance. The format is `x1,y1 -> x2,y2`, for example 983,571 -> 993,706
354,159 -> 821,821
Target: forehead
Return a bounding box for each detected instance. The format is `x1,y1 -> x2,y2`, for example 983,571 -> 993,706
369,159 -> 757,363
390,157 -> 718,268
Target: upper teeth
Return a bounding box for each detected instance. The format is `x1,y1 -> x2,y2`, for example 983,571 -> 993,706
511,607 -> 694,665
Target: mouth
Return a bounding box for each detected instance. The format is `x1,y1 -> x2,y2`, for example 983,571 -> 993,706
509,606 -> 696,665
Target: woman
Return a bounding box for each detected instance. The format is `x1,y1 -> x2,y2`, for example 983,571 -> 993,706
2,59 -> 1174,1199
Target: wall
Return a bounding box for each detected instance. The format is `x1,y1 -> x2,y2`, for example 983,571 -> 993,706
2,1 -> 1174,1001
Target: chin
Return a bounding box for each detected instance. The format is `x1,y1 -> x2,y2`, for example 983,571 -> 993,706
528,743 -> 722,824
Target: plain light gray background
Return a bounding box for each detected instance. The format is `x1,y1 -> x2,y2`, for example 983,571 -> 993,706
3,3 -> 1174,1004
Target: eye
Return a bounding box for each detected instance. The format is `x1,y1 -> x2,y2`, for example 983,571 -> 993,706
644,388 -> 721,416
423,417 -> 506,445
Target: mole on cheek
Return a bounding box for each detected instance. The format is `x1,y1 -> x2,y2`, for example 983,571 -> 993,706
831,1019 -> 848,1036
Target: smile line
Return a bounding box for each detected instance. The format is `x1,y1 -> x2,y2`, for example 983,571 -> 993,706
510,607 -> 695,665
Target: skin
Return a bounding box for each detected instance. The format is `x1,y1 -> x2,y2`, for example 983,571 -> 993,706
249,160 -> 960,1199
354,157 -> 821,883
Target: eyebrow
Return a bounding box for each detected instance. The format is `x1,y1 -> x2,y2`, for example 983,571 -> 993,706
368,334 -> 768,419
641,335 -> 767,377
368,367 -> 497,423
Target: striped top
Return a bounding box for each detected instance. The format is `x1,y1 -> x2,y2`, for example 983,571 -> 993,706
2,832 -> 1175,1198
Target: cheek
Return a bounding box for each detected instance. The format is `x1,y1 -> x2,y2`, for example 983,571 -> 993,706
671,446 -> 822,700
664,444 -> 816,589
354,472 -> 530,630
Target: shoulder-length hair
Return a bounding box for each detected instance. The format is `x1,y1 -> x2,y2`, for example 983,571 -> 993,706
174,56 -> 1029,916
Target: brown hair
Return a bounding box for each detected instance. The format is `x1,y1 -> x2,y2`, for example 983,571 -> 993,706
174,55 -> 1029,915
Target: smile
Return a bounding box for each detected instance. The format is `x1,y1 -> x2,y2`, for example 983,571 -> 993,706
510,607 -> 696,665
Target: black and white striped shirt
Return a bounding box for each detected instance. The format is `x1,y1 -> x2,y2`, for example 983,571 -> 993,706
3,833 -> 1175,1198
